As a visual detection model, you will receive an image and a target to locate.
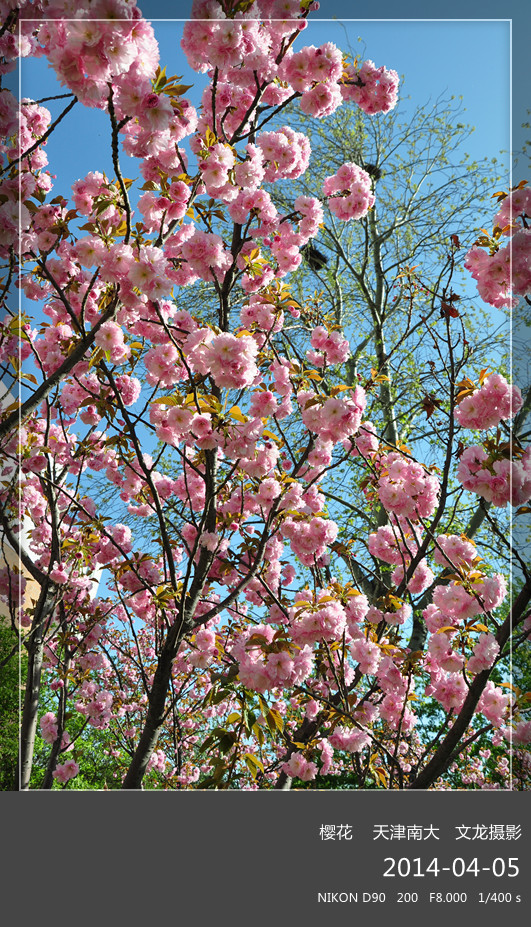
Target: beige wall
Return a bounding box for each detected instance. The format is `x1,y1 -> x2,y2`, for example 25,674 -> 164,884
0,542 -> 39,623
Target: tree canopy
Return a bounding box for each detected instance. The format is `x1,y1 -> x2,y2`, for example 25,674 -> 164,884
1,0 -> 530,791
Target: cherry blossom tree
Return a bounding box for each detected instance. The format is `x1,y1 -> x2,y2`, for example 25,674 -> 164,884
1,0 -> 530,790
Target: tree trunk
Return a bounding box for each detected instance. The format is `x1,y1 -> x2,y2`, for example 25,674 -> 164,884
17,584 -> 57,790
121,648 -> 175,789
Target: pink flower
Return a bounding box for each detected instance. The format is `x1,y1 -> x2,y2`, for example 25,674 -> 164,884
281,514 -> 338,567
249,390 -> 278,418
341,59 -> 399,114
457,444 -> 531,507
477,682 -> 510,727
324,162 -> 375,221
53,759 -> 80,784
40,712 -> 58,744
49,562 -> 69,584
375,452 -> 439,520
94,321 -> 129,363
258,126 -> 311,182
329,726 -> 372,753
75,236 -> 107,267
205,332 -> 259,389
300,81 -> 343,118
467,632 -> 500,674
350,637 -> 381,675
282,752 -> 318,781
454,374 -> 522,430
138,92 -> 174,131
433,534 -> 477,569
289,594 -> 346,645
508,721 -> 531,744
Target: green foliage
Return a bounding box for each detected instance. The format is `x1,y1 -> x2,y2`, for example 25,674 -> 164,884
0,623 -> 22,791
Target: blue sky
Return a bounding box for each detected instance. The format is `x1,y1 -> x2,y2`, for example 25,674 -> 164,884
13,7 -> 519,483
138,0 -> 528,169
14,7 -> 518,406
20,17 -> 511,195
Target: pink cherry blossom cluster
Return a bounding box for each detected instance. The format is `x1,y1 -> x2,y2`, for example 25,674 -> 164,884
300,388 -> 365,444
0,0 -> 39,69
424,566 -> 506,686
349,635 -> 381,675
426,664 -> 468,713
288,591 -> 347,646
281,751 -> 318,781
71,171 -> 111,217
281,514 -> 338,568
467,632 -> 500,675
454,373 -> 522,430
195,79 -> 261,148
52,759 -> 80,784
204,332 -> 259,389
392,560 -> 434,596
198,141 -> 237,201
146,749 -> 168,775
231,190 -> 278,242
35,6 -> 160,109
230,624 -> 313,694
177,229 -> 233,284
306,325 -> 350,367
343,420 -> 380,459
453,371 -> 530,508
0,87 -> 18,142
280,42 -> 344,118
457,444 -> 531,507
465,184 -> 531,307
507,720 -> 531,745
493,184 -> 531,230
94,320 -> 130,364
188,625 -> 218,669
341,59 -> 400,114
120,96 -> 197,177
23,200 -> 69,257
328,725 -> 372,754
280,42 -> 343,92
240,294 -> 284,336
269,225 -> 304,275
75,683 -> 114,729
368,522 -> 421,565
344,591 -> 370,634
465,244 -> 512,308
40,711 -> 59,744
373,451 -> 440,520
432,572 -> 507,622
0,315 -> 35,371
427,631 -> 464,675
376,655 -> 416,731
368,521 -> 434,595
366,599 -> 412,628
182,4 -> 398,135
258,126 -> 311,183
0,98 -> 53,256
294,195 -> 324,240
422,581 -> 506,696
182,8 -> 270,75
432,534 -> 477,569
137,181 -> 191,231
477,681 -> 511,727
15,99 -> 51,169
323,162 -> 375,221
